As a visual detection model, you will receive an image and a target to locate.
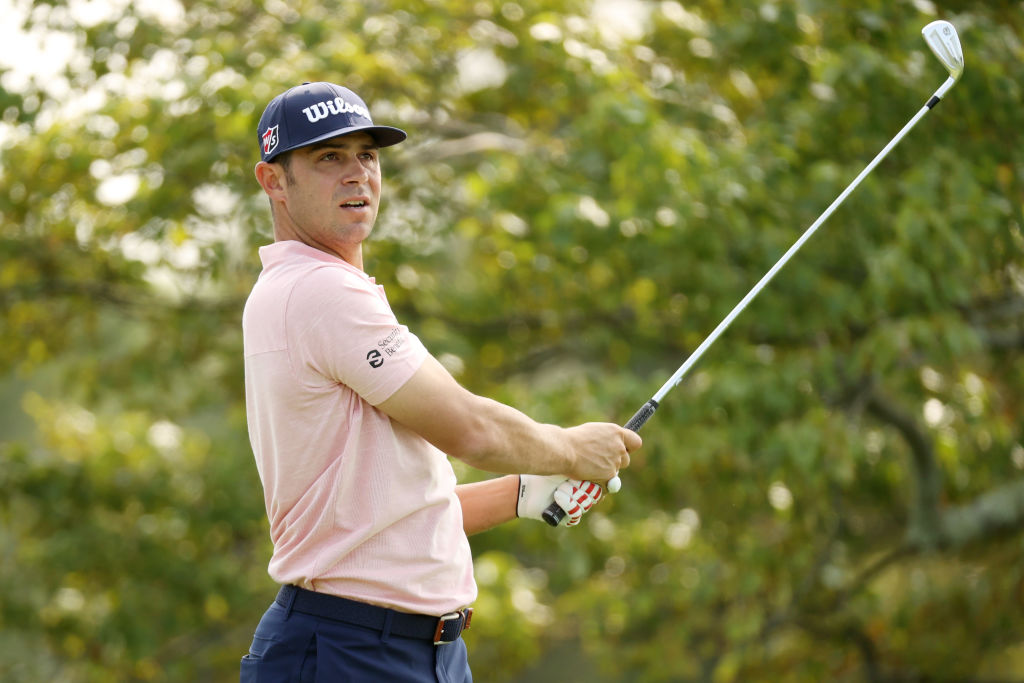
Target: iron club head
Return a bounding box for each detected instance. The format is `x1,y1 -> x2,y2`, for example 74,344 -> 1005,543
922,20 -> 964,82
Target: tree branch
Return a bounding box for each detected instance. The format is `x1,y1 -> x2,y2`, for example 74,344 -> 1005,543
858,379 -> 944,548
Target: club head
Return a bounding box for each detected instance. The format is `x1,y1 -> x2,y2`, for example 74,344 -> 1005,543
922,20 -> 964,82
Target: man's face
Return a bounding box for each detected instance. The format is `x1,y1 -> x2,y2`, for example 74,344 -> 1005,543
275,132 -> 383,258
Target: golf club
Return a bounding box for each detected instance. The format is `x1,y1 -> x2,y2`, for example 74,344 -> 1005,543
543,20 -> 964,527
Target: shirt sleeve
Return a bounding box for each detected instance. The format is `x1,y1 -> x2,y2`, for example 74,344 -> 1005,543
285,265 -> 428,405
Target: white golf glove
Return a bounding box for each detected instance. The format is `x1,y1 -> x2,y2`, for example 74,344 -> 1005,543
517,475 -> 604,527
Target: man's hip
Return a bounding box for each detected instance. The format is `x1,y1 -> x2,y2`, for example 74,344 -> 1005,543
240,585 -> 473,683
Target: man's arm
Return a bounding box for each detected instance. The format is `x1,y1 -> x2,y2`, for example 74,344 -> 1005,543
457,475 -> 607,534
376,355 -> 640,483
455,476 -> 519,536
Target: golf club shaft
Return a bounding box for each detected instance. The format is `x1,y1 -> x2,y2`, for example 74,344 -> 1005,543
653,76 -> 955,403
542,76 -> 956,527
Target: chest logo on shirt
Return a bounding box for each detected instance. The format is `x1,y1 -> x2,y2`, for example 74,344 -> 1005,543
366,349 -> 384,368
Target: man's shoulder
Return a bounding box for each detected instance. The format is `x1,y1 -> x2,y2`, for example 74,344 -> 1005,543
258,247 -> 371,293
292,261 -> 377,299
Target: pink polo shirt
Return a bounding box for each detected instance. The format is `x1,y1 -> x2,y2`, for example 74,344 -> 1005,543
242,240 -> 476,615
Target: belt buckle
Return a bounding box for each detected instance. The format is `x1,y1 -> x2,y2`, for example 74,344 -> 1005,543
433,608 -> 473,645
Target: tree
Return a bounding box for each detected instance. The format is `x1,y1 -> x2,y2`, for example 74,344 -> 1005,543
1,1 -> 1022,680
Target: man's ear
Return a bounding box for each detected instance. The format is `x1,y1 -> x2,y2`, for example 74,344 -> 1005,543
254,161 -> 287,201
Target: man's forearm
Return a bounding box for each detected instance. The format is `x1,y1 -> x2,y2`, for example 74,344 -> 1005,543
455,475 -> 519,536
378,358 -> 576,475
452,396 -> 576,475
378,356 -> 634,482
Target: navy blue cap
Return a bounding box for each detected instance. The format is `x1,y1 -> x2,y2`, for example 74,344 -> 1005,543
257,82 -> 407,162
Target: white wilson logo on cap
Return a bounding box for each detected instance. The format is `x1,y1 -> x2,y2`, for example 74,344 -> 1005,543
302,97 -> 372,124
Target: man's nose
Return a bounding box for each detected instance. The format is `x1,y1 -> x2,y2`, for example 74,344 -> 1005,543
341,157 -> 368,183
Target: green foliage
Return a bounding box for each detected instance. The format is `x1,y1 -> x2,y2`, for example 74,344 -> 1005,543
2,0 -> 1023,680
0,394 -> 271,681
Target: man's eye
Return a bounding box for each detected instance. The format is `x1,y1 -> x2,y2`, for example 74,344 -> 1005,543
322,153 -> 337,161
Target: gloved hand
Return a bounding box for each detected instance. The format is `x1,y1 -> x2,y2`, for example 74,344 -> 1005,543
517,475 -> 604,527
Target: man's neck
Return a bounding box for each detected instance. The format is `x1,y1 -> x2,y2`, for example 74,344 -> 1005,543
273,228 -> 364,271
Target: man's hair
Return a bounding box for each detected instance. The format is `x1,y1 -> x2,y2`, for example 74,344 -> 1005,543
267,150 -> 296,212
275,150 -> 296,183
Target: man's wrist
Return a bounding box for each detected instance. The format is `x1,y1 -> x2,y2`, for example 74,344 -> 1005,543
547,424 -> 576,477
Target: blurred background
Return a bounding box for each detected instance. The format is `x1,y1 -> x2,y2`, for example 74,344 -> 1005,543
1,0 -> 1022,680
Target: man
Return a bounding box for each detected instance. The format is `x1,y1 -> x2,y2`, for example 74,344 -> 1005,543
240,81 -> 642,682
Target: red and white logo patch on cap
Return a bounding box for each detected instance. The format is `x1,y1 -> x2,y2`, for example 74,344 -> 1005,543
262,125 -> 279,155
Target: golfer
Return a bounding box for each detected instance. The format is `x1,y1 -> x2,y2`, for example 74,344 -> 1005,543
240,81 -> 641,682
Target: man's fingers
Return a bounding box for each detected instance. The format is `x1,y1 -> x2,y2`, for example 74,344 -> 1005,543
579,480 -> 602,507
553,480 -> 606,527
621,427 -> 643,452
552,488 -> 581,526
615,427 -> 640,473
564,422 -> 642,482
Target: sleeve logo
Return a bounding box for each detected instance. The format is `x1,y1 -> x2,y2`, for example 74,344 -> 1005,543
366,349 -> 384,368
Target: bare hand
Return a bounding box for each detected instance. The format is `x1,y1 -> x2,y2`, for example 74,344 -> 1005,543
562,422 -> 641,483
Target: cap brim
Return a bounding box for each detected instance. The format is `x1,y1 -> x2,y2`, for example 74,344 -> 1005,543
270,124 -> 407,160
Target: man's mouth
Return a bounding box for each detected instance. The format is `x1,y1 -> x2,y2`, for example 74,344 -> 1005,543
341,200 -> 367,208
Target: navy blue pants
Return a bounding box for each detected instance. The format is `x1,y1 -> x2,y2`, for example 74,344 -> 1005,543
240,598 -> 473,682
